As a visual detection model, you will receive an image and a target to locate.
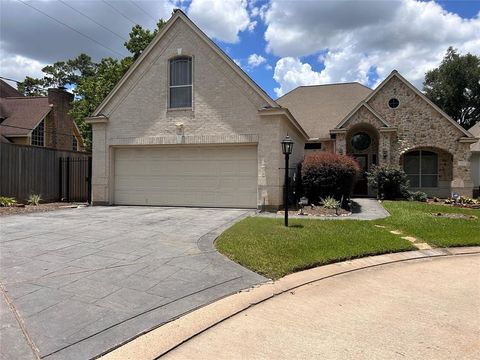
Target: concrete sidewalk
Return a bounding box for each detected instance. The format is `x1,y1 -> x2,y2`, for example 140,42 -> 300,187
164,253 -> 480,359
100,247 -> 480,360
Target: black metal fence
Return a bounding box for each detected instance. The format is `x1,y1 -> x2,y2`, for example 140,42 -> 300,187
0,142 -> 91,203
59,157 -> 92,202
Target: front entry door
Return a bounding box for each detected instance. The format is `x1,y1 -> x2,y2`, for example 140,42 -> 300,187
353,154 -> 368,196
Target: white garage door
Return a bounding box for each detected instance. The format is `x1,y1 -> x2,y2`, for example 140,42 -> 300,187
114,146 -> 257,208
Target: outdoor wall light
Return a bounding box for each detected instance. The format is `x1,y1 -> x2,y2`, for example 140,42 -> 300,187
281,135 -> 294,227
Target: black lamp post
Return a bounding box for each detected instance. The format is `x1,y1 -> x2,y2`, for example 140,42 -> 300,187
281,135 -> 294,227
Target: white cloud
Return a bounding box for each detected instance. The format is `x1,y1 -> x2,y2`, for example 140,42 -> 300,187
266,0 -> 480,89
273,57 -> 323,97
248,20 -> 257,32
188,0 -> 253,43
0,53 -> 46,83
250,3 -> 268,20
248,53 -> 266,67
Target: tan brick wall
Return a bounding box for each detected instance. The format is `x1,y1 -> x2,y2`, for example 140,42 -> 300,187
91,19 -> 305,207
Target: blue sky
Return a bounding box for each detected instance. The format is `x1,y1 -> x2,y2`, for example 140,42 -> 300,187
1,0 -> 479,99
210,0 -> 480,98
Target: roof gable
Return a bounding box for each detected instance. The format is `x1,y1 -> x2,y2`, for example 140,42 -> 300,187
366,70 -> 474,138
0,80 -> 23,98
0,97 -> 51,137
93,10 -> 277,117
335,101 -> 391,129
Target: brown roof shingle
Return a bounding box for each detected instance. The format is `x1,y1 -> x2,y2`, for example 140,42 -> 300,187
0,79 -> 23,98
276,83 -> 372,139
0,97 -> 51,136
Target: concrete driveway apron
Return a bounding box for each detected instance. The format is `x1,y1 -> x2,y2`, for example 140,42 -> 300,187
0,206 -> 265,360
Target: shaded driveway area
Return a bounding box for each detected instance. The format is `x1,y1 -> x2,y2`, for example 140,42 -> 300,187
0,207 -> 265,359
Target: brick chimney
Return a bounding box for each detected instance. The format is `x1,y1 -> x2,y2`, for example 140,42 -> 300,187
47,88 -> 74,150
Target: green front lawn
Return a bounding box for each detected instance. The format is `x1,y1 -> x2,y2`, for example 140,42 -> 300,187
379,201 -> 480,247
215,201 -> 480,279
216,217 -> 415,279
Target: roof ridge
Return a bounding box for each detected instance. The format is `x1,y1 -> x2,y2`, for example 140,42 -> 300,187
298,82 -> 371,89
2,96 -> 47,100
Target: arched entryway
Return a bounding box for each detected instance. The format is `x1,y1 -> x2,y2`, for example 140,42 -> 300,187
400,147 -> 453,197
346,124 -> 379,196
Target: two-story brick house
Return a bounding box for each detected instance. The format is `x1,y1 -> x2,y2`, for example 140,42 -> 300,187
0,80 -> 84,151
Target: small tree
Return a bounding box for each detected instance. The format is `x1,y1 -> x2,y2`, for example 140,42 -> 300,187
301,153 -> 360,205
367,165 -> 409,200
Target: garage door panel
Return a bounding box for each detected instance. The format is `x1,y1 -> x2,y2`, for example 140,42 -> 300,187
114,146 -> 257,208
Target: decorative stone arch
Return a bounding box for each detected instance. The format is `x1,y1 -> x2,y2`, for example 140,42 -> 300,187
399,146 -> 453,198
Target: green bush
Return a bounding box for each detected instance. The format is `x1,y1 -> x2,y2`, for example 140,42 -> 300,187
28,194 -> 42,206
301,152 -> 360,205
408,191 -> 428,202
0,196 -> 17,207
367,165 -> 409,200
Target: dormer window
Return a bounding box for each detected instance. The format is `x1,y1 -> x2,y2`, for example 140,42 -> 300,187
169,56 -> 192,108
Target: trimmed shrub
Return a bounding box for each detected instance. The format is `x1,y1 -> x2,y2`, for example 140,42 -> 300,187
367,165 -> 409,200
408,191 -> 428,202
301,153 -> 360,204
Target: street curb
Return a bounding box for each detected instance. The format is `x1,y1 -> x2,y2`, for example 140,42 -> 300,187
99,246 -> 480,360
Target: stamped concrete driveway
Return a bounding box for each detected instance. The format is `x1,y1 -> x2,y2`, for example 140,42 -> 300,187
0,206 -> 265,360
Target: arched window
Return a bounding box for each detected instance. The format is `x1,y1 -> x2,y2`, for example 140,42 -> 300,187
169,57 -> 192,108
404,150 -> 438,187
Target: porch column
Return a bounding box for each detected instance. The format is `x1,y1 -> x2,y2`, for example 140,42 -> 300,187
451,142 -> 474,197
85,116 -> 109,205
378,129 -> 396,166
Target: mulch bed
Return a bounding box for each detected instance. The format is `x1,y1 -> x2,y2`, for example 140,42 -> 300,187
0,203 -> 85,216
426,199 -> 480,209
278,206 -> 351,217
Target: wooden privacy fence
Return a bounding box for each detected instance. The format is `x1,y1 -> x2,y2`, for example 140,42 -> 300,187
0,142 -> 91,203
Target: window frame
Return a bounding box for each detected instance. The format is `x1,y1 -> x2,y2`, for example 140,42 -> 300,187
403,150 -> 439,188
30,119 -> 45,147
304,142 -> 322,150
72,135 -> 78,151
168,56 -> 193,110
388,98 -> 400,109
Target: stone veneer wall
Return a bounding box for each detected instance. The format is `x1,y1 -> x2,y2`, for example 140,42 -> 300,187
366,76 -> 473,196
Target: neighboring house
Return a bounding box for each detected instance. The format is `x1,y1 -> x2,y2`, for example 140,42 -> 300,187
86,10 -> 477,208
0,80 -> 84,151
469,122 -> 480,197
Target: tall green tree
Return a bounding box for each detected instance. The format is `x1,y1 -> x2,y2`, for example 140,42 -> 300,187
70,57 -> 133,149
17,20 -> 166,150
423,47 -> 480,130
124,20 -> 166,59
